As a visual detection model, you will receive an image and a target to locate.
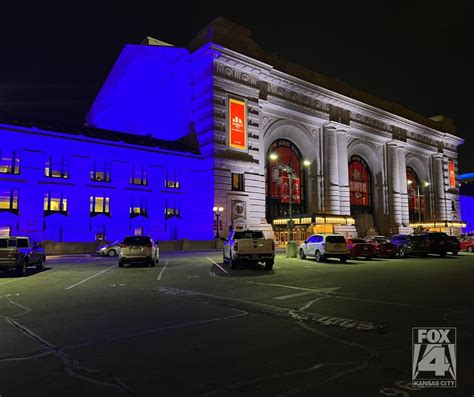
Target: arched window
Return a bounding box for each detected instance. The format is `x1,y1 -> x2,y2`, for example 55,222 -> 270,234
266,139 -> 307,220
406,167 -> 424,222
349,155 -> 372,214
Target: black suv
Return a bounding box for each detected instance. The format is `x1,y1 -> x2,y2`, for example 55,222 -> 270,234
389,234 -> 429,258
416,232 -> 450,257
446,235 -> 461,256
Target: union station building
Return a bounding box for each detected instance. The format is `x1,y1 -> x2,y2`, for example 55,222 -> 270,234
0,18 -> 465,245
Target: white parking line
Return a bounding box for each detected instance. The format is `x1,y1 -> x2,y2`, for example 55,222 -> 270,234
207,257 -> 228,274
64,266 -> 115,290
274,291 -> 317,300
157,260 -> 170,281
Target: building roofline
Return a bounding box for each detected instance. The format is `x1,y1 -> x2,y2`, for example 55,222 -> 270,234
190,17 -> 457,136
0,110 -> 200,155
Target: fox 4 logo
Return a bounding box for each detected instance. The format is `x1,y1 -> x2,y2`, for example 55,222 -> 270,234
412,327 -> 456,388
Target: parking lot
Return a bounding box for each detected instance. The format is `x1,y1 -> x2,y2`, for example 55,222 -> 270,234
1,250 -> 473,396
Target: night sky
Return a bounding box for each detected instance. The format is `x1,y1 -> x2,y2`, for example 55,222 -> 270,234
1,2 -> 472,171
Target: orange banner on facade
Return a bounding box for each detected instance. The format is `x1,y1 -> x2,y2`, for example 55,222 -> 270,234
280,176 -> 301,204
449,160 -> 455,187
228,98 -> 247,150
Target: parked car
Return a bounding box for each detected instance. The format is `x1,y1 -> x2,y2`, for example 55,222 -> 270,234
446,236 -> 460,256
0,236 -> 46,276
118,236 -> 159,267
346,238 -> 375,260
365,236 -> 397,257
460,237 -> 474,252
389,234 -> 429,258
223,229 -> 275,270
298,234 -> 349,263
416,232 -> 450,257
97,240 -> 121,256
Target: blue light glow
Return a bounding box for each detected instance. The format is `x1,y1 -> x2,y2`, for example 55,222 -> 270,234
86,44 -> 192,140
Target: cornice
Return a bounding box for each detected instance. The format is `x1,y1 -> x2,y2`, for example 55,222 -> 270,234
212,45 -> 464,151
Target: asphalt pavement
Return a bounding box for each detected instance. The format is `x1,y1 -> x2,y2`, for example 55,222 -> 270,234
0,251 -> 473,396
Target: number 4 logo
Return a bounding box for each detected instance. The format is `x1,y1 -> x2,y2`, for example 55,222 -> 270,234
416,344 -> 451,376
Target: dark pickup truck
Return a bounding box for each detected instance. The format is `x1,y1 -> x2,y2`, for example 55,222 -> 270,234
0,236 -> 45,276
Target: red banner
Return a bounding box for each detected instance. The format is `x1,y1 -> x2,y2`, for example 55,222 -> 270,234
449,160 -> 455,188
228,98 -> 247,150
280,176 -> 301,204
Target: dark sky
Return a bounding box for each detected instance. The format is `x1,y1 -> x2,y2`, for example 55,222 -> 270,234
1,2 -> 473,171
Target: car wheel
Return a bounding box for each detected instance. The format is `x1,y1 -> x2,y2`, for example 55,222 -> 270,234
265,259 -> 274,270
108,249 -> 116,257
150,258 -> 156,267
440,251 -> 446,258
340,256 -> 347,264
469,247 -> 473,253
16,260 -> 27,276
452,250 -> 458,256
399,248 -> 407,258
223,251 -> 228,264
118,259 -> 125,268
299,249 -> 306,260
36,256 -> 45,271
366,256 -> 372,260
315,250 -> 322,262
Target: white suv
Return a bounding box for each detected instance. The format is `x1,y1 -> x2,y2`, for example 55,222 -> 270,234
298,234 -> 349,263
118,236 -> 159,267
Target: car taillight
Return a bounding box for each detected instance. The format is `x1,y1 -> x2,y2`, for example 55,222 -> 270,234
8,252 -> 18,257
234,242 -> 238,251
119,244 -> 128,248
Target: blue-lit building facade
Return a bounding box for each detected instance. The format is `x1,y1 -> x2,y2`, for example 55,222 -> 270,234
0,18 -> 466,245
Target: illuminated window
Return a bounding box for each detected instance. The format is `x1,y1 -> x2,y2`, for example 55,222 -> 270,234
44,193 -> 68,215
130,198 -> 148,218
45,155 -> 69,178
349,155 -> 372,214
406,167 -> 425,222
164,201 -> 180,219
0,151 -> 20,174
90,195 -> 110,216
130,166 -> 147,185
0,189 -> 19,214
90,162 -> 111,182
232,173 -> 245,191
165,170 -> 180,189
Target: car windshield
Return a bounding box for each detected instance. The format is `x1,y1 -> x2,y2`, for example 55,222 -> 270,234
326,235 -> 346,243
123,236 -> 151,246
109,240 -> 120,246
234,231 -> 264,239
0,238 -> 8,248
374,237 -> 390,243
351,239 -> 366,244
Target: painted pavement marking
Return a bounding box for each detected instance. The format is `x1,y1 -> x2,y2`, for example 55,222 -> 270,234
157,260 -> 170,281
64,265 -> 115,290
207,257 -> 228,274
249,281 -> 461,312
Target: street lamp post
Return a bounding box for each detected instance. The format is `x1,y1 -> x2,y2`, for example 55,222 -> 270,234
213,206 -> 224,238
269,153 -> 310,258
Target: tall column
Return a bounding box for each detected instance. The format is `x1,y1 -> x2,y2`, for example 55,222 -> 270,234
398,146 -> 410,226
323,123 -> 340,214
337,129 -> 350,216
432,154 -> 446,220
387,143 -> 402,230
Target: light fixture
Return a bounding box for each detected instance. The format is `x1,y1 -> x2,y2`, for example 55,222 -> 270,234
407,180 -> 413,185
303,160 -> 311,167
269,153 -> 278,160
